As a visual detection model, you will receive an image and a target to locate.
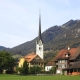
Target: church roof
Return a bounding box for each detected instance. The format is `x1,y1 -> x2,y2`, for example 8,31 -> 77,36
37,10 -> 43,42
24,52 -> 37,62
24,52 -> 44,62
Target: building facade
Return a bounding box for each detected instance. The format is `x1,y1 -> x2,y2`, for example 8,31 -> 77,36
45,61 -> 55,71
54,47 -> 80,75
18,52 -> 44,68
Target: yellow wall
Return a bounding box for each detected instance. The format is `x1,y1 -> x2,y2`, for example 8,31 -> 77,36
18,58 -> 25,67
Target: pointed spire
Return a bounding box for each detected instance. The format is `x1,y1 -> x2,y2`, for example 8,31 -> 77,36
38,9 -> 42,41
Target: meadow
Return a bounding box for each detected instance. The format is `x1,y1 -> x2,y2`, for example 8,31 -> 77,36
0,74 -> 80,80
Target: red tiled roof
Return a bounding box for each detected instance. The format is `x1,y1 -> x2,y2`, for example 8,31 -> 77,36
46,61 -> 55,66
54,48 -> 78,61
69,47 -> 80,60
24,52 -> 44,62
24,52 -> 37,62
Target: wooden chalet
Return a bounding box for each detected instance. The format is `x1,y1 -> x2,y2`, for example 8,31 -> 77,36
54,47 -> 80,75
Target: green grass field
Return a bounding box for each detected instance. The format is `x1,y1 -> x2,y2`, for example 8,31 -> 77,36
0,74 -> 80,80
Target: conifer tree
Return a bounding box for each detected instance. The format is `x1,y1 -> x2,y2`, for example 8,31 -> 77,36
22,60 -> 28,75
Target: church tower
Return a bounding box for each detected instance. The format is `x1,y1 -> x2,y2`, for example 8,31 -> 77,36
36,10 -> 43,59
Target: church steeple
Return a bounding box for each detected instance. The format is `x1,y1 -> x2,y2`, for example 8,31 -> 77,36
38,9 -> 42,41
36,10 -> 43,59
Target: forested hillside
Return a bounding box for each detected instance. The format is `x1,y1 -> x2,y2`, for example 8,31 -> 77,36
7,19 -> 80,56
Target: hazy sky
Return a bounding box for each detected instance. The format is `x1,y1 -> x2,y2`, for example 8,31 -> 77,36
0,0 -> 80,48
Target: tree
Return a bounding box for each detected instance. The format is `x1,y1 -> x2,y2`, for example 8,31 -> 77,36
21,60 -> 29,75
49,66 -> 56,74
0,50 -> 15,73
29,66 -> 41,74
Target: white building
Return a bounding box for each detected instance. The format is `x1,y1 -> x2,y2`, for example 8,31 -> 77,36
45,61 -> 55,71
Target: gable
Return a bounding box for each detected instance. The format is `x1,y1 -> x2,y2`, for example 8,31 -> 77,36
34,55 -> 41,59
75,53 -> 80,61
24,52 -> 37,62
31,55 -> 44,63
53,49 -> 67,61
69,47 -> 80,60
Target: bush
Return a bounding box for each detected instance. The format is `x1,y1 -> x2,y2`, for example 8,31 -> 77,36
29,66 -> 41,74
0,69 -> 3,74
49,66 -> 56,74
6,70 -> 14,74
17,61 -> 29,75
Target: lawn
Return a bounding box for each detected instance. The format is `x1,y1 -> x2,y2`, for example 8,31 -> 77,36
0,74 -> 80,80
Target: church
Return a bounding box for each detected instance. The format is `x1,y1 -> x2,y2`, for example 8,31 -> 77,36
18,11 -> 44,69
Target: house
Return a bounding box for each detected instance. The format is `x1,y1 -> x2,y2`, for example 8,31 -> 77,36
54,47 -> 80,75
18,52 -> 44,68
45,61 -> 55,71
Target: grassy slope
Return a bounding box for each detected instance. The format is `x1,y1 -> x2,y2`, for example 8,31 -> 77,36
0,74 -> 80,80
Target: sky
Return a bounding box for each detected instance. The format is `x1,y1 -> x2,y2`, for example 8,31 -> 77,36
0,0 -> 80,48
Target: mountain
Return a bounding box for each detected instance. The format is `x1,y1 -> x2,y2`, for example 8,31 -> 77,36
47,19 -> 80,50
8,19 -> 80,56
0,46 -> 8,50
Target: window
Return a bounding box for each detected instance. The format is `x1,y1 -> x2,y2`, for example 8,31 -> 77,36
58,65 -> 62,68
39,40 -> 42,44
62,64 -> 66,68
58,60 -> 62,63
47,67 -> 48,70
39,47 -> 42,50
65,52 -> 70,57
58,60 -> 66,63
58,64 -> 66,69
66,54 -> 68,57
39,63 -> 40,65
62,60 -> 66,63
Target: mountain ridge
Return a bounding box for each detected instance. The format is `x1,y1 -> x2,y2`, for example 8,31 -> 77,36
1,19 -> 80,56
0,46 -> 9,50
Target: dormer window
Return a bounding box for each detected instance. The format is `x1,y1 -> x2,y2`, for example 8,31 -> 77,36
65,52 -> 70,57
66,54 -> 68,57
